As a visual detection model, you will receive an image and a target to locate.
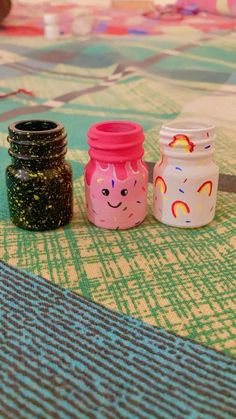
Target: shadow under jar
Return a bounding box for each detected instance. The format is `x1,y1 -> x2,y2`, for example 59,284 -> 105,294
6,120 -> 73,231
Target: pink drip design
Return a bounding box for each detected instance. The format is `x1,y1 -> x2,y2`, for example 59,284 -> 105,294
85,159 -> 146,185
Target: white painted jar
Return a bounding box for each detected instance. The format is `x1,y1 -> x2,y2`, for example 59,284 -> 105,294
153,120 -> 219,228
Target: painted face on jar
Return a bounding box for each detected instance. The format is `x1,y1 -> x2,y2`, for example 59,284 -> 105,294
85,161 -> 148,229
101,182 -> 128,208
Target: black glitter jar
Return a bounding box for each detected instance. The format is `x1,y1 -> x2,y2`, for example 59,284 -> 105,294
6,120 -> 73,231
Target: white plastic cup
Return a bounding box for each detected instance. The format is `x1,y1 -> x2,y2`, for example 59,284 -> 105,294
153,120 -> 219,228
43,13 -> 58,25
43,14 -> 60,40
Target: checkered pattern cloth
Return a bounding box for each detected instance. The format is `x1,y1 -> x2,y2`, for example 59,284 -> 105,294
0,21 -> 235,356
1,260 -> 236,418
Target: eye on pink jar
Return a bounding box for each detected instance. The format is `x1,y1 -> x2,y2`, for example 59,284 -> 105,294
84,120 -> 148,230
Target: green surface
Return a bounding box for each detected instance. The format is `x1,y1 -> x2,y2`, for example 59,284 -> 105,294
0,28 -> 235,355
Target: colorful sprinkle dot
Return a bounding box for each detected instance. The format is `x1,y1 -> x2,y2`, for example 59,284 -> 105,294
134,180 -> 137,186
112,179 -> 115,188
96,178 -> 104,184
185,220 -> 191,223
175,167 -> 182,171
205,145 -> 211,149
137,200 -> 141,204
123,206 -> 127,211
179,189 -> 184,193
183,178 -> 187,183
128,213 -> 134,218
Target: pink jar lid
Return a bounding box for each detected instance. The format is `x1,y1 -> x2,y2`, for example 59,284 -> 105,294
87,120 -> 144,163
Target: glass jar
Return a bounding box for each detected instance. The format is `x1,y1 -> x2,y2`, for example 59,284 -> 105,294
84,120 -> 148,229
6,120 -> 73,231
153,120 -> 219,228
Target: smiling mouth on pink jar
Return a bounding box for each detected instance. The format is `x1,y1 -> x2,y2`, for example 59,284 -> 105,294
102,187 -> 128,209
108,202 -> 122,208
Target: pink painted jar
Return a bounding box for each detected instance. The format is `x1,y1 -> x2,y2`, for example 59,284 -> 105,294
84,120 -> 148,229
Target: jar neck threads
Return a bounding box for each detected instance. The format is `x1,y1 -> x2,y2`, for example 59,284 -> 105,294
8,120 -> 67,168
87,120 -> 144,163
159,120 -> 215,160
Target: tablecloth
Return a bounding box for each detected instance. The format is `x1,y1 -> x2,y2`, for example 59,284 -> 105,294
0,18 -> 235,358
1,260 -> 235,418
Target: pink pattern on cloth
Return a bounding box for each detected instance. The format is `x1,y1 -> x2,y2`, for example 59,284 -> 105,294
177,0 -> 236,16
2,1 -> 236,36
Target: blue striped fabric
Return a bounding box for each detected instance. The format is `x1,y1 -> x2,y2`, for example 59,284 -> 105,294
0,260 -> 235,419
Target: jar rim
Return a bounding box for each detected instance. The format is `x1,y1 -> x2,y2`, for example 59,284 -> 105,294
89,120 -> 142,137
162,119 -> 215,133
9,119 -> 64,135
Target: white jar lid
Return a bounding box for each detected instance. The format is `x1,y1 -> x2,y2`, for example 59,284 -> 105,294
43,13 -> 58,25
